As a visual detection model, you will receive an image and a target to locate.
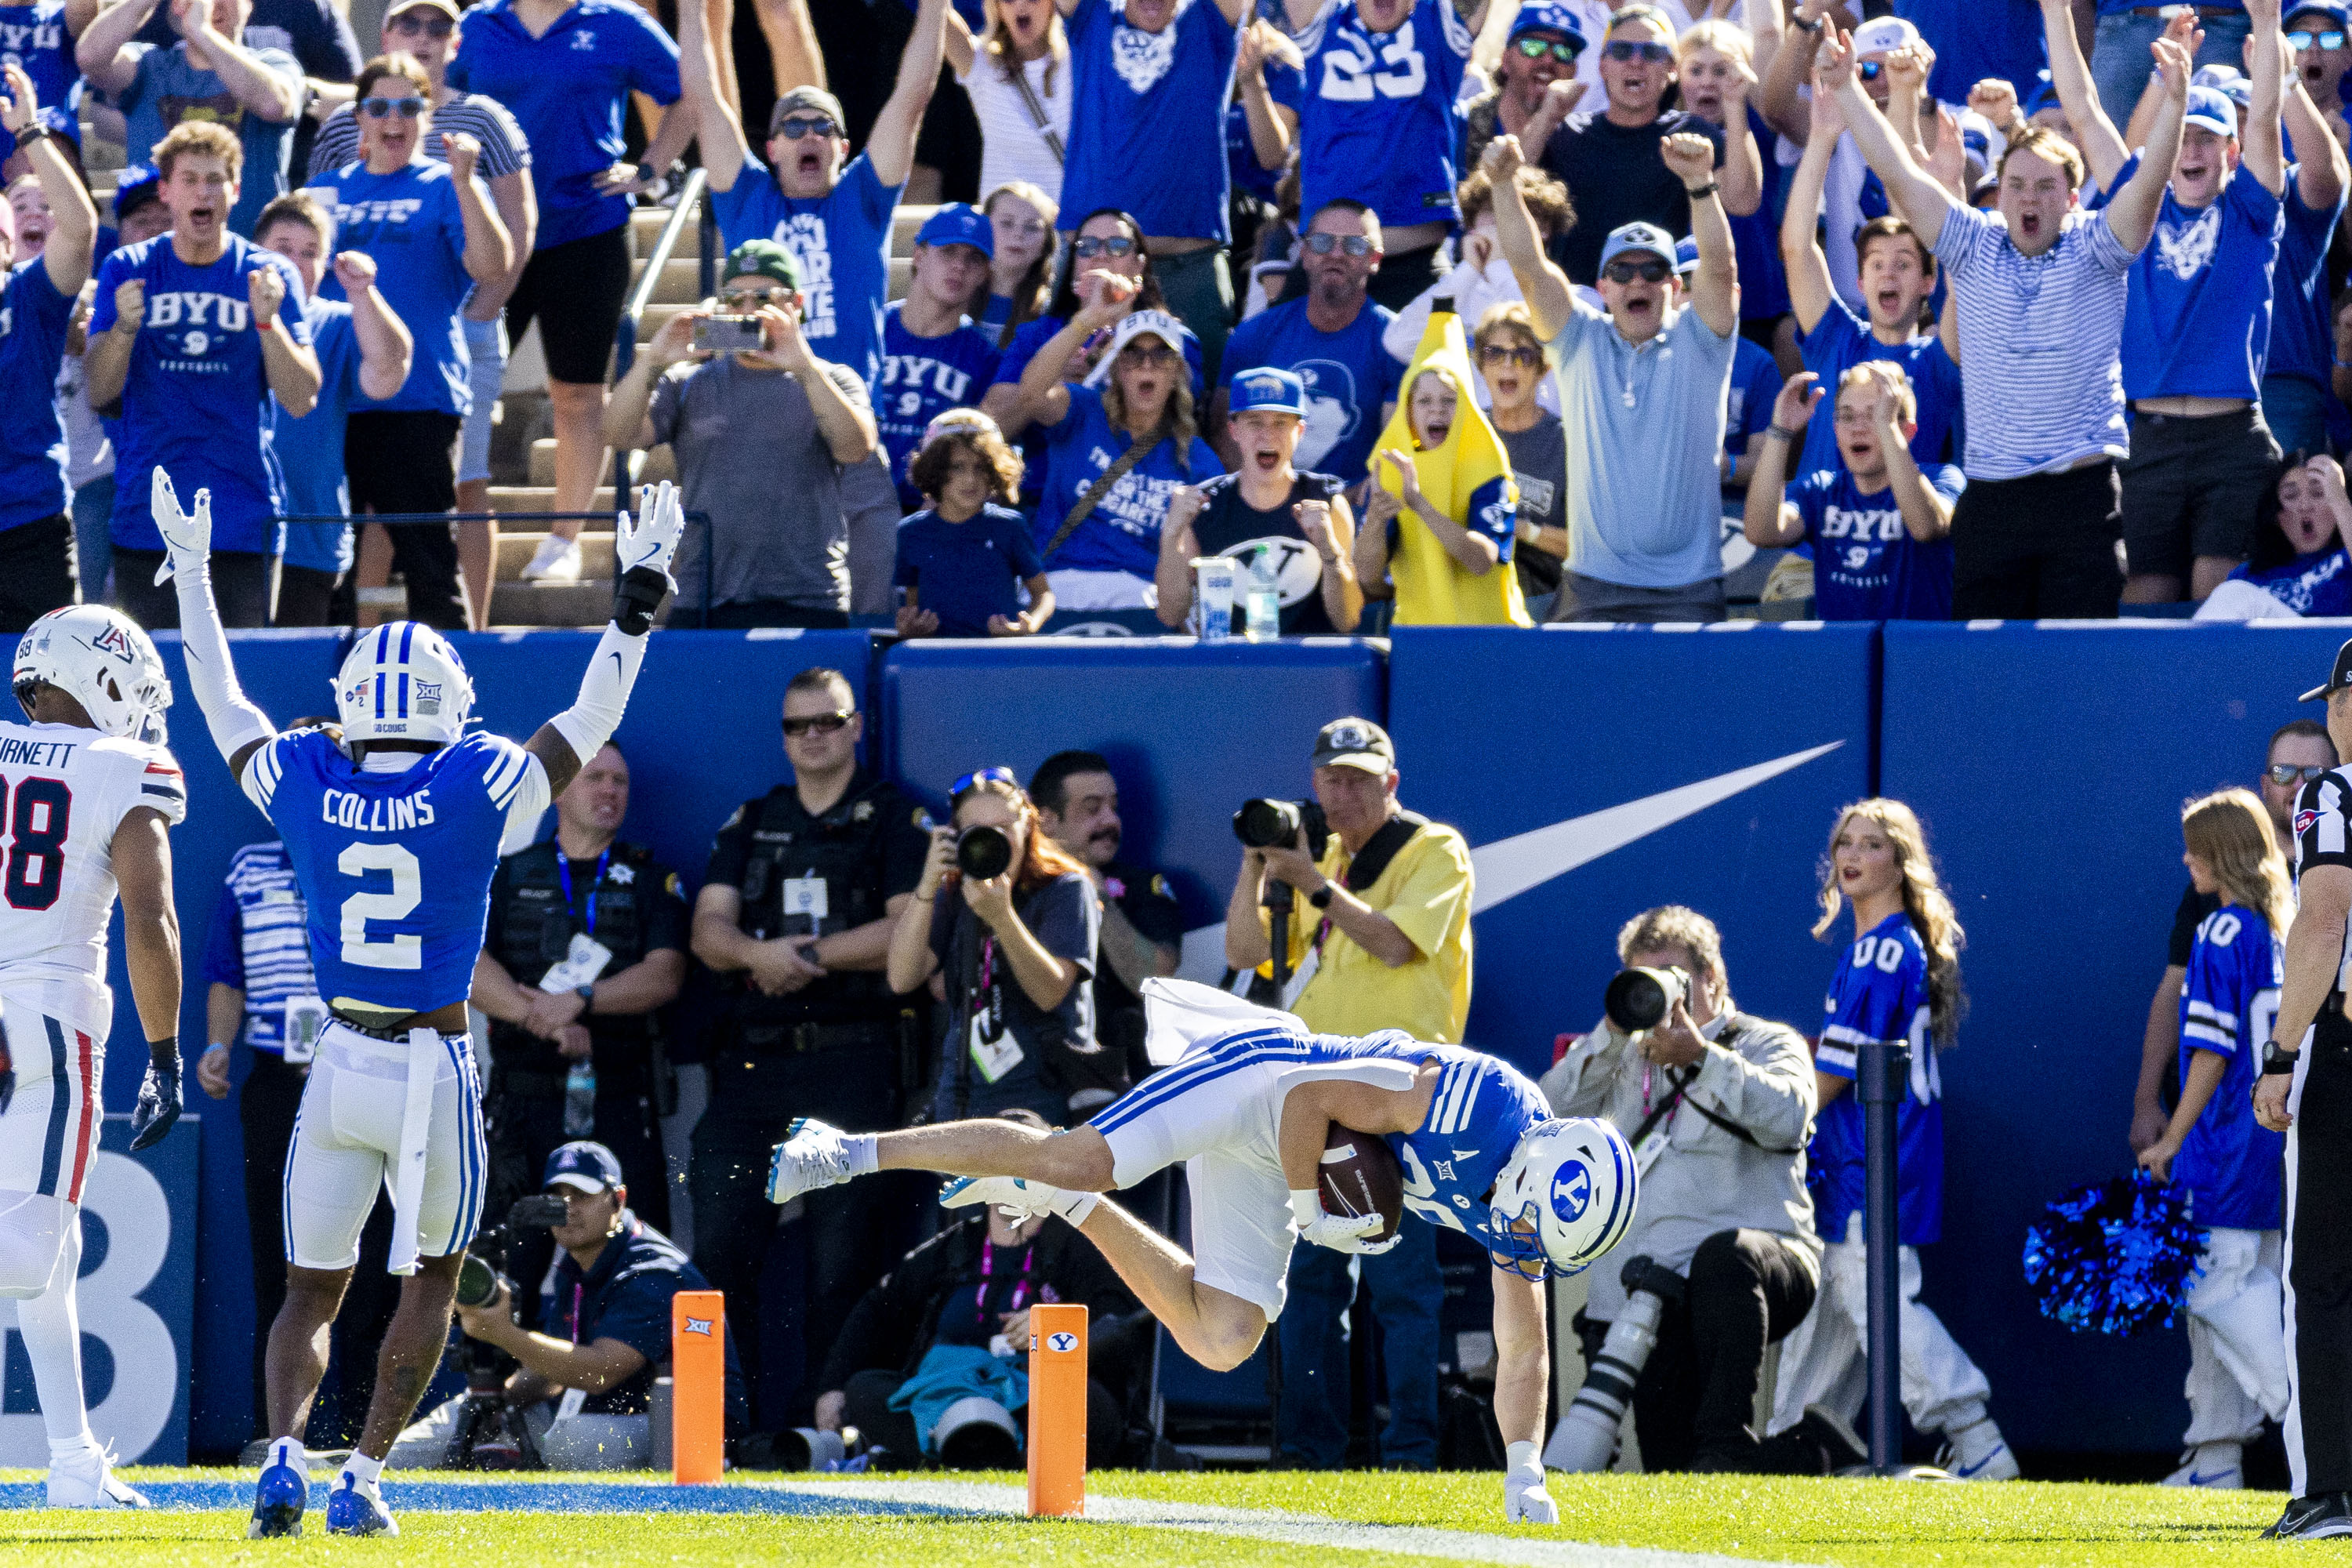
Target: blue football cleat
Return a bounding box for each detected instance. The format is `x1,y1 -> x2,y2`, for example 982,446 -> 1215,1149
245,1456 -> 309,1538
324,1475 -> 397,1537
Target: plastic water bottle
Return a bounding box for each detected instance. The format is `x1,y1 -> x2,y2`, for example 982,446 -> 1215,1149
564,1059 -> 595,1137
1244,550 -> 1280,643
1193,557 -> 1236,641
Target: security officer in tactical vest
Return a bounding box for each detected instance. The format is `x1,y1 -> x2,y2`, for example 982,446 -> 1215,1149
688,666 -> 930,1424
475,742 -> 688,1232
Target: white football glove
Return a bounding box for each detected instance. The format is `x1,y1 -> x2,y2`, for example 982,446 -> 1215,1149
941,1174 -> 1099,1227
1288,1188 -> 1398,1255
619,479 -> 685,580
150,468 -> 212,586
1504,1440 -> 1559,1525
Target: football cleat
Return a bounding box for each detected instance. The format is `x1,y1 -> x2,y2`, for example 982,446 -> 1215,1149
245,1454 -> 309,1538
324,1475 -> 397,1537
767,1117 -> 855,1205
46,1444 -> 148,1509
2161,1443 -> 2241,1490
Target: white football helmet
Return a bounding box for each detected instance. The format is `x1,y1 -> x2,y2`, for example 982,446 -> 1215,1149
1489,1117 -> 1639,1279
334,622 -> 474,747
13,605 -> 172,740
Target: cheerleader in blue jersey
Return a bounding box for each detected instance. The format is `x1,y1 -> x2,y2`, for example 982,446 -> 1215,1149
2137,788 -> 2292,1490
1769,799 -> 2016,1479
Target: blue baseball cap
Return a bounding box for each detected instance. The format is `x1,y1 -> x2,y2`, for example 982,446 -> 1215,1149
1597,221 -> 1677,274
917,201 -> 994,259
113,162 -> 162,223
2023,69 -> 2061,121
2288,2 -> 2351,29
1672,235 -> 1699,277
2183,85 -> 2237,137
544,1141 -> 625,1194
1507,2 -> 1584,50
2216,75 -> 2254,111
1229,365 -> 1308,415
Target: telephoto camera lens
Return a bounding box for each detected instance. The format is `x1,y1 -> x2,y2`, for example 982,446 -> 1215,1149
956,823 -> 1012,880
453,1255 -> 506,1311
1603,965 -> 1690,1033
1233,797 -> 1305,849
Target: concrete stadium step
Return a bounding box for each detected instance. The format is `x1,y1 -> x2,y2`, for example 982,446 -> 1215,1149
494,529 -> 617,579
531,440 -> 673,487
482,579 -> 616,627
487,484 -> 622,519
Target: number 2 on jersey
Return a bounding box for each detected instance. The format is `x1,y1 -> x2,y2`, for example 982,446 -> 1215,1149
339,841 -> 423,969
0,776 -> 72,911
1321,22 -> 1427,100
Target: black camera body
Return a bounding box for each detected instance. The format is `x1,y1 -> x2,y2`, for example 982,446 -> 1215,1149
1233,797 -> 1330,862
1604,965 -> 1691,1033
956,823 -> 1012,880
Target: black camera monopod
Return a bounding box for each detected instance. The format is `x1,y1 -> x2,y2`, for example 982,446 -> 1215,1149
1860,1036 -> 1907,1474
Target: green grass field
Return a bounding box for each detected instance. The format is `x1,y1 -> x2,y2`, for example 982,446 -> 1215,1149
0,1468 -> 2333,1566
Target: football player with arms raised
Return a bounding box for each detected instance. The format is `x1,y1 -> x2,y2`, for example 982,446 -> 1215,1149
147,468 -> 682,1537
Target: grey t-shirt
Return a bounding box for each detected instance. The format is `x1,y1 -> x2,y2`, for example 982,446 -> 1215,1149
649,355 -> 871,612
1498,414 -> 1565,601
119,42 -> 306,237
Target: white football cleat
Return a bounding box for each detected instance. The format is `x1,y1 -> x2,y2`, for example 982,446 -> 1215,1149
767,1117 -> 857,1205
47,1444 -> 150,1508
2162,1442 -> 2244,1489
520,535 -> 583,583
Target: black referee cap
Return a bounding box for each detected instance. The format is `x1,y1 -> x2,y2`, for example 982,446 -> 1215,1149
2301,637 -> 2352,702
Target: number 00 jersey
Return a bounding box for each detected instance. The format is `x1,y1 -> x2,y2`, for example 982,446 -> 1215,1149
0,719 -> 186,1035
242,728 -> 550,1023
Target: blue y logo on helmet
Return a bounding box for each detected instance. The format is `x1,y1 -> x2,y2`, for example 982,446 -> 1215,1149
1549,1158 -> 1591,1222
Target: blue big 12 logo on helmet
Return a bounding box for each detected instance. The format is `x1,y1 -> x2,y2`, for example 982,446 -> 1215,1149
1549,1158 -> 1592,1222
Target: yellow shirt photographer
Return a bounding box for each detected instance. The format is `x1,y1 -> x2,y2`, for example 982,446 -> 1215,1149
1223,717 -> 1475,1044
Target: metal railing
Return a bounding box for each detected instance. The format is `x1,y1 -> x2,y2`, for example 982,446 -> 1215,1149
610,167 -> 714,503
275,509 -> 714,622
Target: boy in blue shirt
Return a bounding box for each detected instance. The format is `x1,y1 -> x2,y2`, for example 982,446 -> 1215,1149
86,119 -> 318,628
303,52 -> 512,629
1744,361 -> 1959,620
252,190 -> 412,625
2256,27 -> 2348,458
895,413 -> 1053,637
878,204 -> 1003,509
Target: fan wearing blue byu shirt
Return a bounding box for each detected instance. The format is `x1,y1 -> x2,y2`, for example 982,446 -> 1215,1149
0,58 -> 96,633
1236,0 -> 1482,309
877,205 -> 1004,508
1744,363 -> 1958,620
87,122 -> 318,630
2252,49 -> 2349,458
253,191 -> 412,626
0,0 -> 83,168
1216,200 -> 1400,487
1767,800 -> 2015,1482
2136,789 -> 2292,1490
684,0 -> 948,388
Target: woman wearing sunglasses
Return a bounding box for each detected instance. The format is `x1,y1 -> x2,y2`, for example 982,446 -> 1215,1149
1472,302 -> 1568,615
888,768 -> 1109,1126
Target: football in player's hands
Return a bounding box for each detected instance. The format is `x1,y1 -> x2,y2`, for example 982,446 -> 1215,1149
1319,1125 -> 1404,1245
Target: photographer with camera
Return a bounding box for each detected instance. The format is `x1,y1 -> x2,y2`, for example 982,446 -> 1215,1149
887,768 -> 1108,1127
388,1142 -> 746,1471
1224,716 -> 1472,1469
1539,906 -> 1842,1475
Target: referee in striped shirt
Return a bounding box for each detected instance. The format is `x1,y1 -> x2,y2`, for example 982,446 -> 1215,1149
2254,637 -> 2352,1540
1818,25 -> 2193,619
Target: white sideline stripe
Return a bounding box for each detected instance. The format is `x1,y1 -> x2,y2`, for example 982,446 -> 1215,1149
757,1479 -> 1821,1568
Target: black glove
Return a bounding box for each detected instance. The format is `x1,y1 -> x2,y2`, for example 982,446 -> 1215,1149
612,564 -> 672,637
129,1039 -> 181,1152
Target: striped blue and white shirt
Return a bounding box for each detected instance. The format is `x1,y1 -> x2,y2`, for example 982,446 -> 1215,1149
201,841 -> 318,1054
1933,203 -> 2137,481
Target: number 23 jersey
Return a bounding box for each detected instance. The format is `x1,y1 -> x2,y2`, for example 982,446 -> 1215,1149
0,720 -> 186,1036
243,728 -> 550,1021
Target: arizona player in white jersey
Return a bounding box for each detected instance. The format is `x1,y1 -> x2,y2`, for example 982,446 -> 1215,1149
770,978 -> 1634,1523
147,468 -> 683,1537
1769,799 -> 2014,1480
0,606 -> 187,1508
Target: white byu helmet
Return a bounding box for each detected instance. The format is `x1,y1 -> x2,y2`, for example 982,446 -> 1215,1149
13,606 -> 172,740
1489,1117 -> 1639,1279
335,622 -> 474,747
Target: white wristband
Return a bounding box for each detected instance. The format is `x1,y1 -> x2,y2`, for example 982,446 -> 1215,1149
1289,1189 -> 1323,1230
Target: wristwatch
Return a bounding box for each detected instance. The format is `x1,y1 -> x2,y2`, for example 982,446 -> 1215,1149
575,983 -> 597,1008
1686,181 -> 1720,200
1791,9 -> 1824,32
633,161 -> 658,188
12,123 -> 51,151
2262,1039 -> 2301,1076
1308,885 -> 1334,910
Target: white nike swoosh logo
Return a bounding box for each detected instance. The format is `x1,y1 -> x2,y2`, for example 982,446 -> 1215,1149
1174,742 -> 1842,978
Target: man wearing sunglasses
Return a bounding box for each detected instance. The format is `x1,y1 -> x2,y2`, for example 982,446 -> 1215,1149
2132,719 -> 2334,1225
2288,2 -> 2352,106
1537,3 -> 1756,288
1460,2 -> 1588,176
79,0 -> 308,238
690,664 -> 931,1427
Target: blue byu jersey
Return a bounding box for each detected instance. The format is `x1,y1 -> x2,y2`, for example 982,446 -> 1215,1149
2176,904 -> 2286,1229
1811,910 -> 1945,1247
1294,0 -> 1472,233
240,727 -> 549,1019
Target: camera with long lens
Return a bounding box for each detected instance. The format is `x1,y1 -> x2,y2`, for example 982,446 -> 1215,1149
1603,964 -> 1691,1033
1232,797 -> 1330,861
1549,1254 -> 1686,1472
444,1192 -> 571,1469
955,823 -> 1012,880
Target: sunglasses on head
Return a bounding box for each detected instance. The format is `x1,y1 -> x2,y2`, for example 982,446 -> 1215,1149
360,96 -> 426,118
1073,234 -> 1138,259
774,115 -> 839,141
1601,39 -> 1672,64
951,765 -> 1018,800
1602,257 -> 1671,284
1478,343 -> 1541,368
388,12 -> 453,36
2271,762 -> 2331,786
784,710 -> 855,736
1302,231 -> 1376,256
2290,27 -> 2349,49
1513,34 -> 1581,62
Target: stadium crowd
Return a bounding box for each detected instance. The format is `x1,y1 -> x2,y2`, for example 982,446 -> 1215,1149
8,0 -> 2352,630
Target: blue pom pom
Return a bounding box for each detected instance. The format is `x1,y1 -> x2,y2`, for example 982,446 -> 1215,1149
2020,1172 -> 2207,1336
